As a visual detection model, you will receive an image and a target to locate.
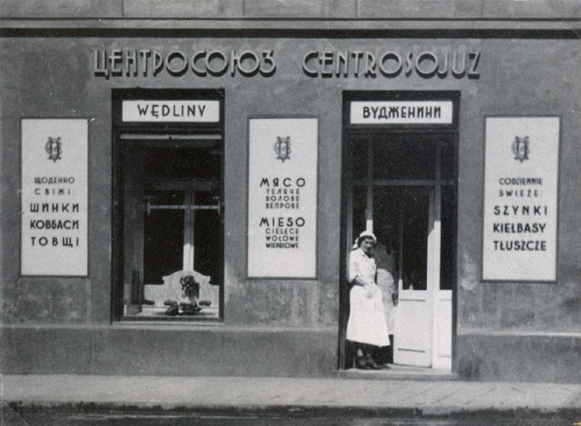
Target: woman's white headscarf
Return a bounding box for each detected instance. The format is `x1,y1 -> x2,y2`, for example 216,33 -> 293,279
353,230 -> 377,249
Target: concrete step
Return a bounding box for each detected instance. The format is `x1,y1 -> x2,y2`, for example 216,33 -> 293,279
338,364 -> 461,381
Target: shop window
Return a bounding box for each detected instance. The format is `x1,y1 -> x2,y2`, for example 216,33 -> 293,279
111,89 -> 224,322
117,138 -> 223,320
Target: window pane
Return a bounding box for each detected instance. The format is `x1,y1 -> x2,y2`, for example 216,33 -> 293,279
351,139 -> 369,182
144,146 -> 221,180
143,206 -> 185,284
441,139 -> 456,181
440,186 -> 455,290
401,192 -> 430,291
194,207 -> 222,282
352,184 -> 367,236
373,135 -> 436,180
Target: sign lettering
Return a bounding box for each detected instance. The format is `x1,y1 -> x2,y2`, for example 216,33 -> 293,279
351,101 -> 453,125
303,49 -> 480,79
21,119 -> 89,276
93,47 -> 482,80
482,117 -> 559,282
94,48 -> 276,78
247,118 -> 318,278
122,100 -> 220,123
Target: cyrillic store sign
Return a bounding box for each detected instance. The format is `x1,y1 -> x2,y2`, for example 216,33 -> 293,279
21,119 -> 88,276
482,117 -> 559,282
350,101 -> 453,125
122,100 -> 220,122
247,118 -> 318,279
93,48 -> 480,80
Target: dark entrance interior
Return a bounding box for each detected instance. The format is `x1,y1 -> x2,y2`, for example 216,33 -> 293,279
340,91 -> 459,370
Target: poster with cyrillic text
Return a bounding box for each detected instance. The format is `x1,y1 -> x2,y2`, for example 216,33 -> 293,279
483,117 -> 559,281
247,118 -> 318,278
21,119 -> 88,276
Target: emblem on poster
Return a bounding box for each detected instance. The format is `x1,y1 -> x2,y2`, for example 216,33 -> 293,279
512,136 -> 529,163
45,137 -> 62,162
274,136 -> 291,162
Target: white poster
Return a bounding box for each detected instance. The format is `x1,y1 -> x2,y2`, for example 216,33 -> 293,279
247,118 -> 318,278
21,119 -> 89,276
482,117 -> 559,281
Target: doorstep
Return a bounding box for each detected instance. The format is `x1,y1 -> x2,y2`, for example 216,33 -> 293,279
337,364 -> 461,381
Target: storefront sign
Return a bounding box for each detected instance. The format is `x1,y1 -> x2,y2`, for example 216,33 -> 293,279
122,100 -> 220,123
350,101 -> 453,125
21,119 -> 88,276
93,47 -> 480,80
482,117 -> 560,282
303,50 -> 480,79
94,49 -> 276,78
247,118 -> 318,279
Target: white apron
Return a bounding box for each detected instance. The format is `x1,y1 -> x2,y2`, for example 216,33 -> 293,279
346,248 -> 390,347
375,243 -> 397,334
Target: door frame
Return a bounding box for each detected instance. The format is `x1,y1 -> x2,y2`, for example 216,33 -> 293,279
339,90 -> 460,371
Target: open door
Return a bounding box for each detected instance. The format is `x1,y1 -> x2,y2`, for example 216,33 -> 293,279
392,188 -> 435,367
344,132 -> 455,370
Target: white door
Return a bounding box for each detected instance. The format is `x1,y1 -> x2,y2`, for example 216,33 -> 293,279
393,189 -> 435,367
392,187 -> 452,369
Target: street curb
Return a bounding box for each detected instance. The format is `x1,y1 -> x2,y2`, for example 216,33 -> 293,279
6,402 -> 581,419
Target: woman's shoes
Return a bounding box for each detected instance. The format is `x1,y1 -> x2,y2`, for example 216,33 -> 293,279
364,354 -> 382,370
355,354 -> 382,370
355,355 -> 370,370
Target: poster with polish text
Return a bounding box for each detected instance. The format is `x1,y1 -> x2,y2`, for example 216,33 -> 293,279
482,117 -> 559,281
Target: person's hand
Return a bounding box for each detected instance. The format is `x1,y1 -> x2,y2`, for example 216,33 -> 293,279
392,293 -> 399,306
364,283 -> 376,298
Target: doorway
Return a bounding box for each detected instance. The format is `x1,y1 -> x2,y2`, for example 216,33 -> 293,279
342,131 -> 457,370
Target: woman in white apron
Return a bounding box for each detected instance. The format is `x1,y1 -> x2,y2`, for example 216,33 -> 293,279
346,231 -> 391,370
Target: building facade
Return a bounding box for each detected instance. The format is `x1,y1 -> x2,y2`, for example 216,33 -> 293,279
1,0 -> 581,382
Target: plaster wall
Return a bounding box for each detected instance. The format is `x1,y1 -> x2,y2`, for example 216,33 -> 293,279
2,0 -> 581,20
2,36 -> 581,378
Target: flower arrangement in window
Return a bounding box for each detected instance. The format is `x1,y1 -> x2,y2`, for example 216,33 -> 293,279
180,274 -> 200,297
164,275 -> 202,316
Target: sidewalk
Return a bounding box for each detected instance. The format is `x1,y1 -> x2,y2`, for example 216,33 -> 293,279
2,372 -> 581,417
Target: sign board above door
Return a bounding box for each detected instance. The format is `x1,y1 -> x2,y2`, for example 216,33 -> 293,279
122,100 -> 220,123
350,101 -> 454,125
